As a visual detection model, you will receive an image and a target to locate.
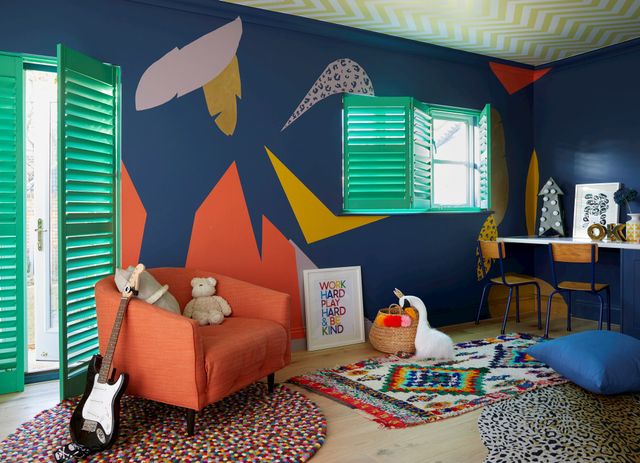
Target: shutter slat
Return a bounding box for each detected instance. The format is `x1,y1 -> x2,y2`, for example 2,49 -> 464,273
343,95 -> 411,210
58,44 -> 119,399
477,104 -> 491,210
0,55 -> 24,394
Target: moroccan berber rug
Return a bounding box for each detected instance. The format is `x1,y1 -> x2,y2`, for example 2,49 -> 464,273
479,382 -> 640,463
289,333 -> 567,428
0,383 -> 326,462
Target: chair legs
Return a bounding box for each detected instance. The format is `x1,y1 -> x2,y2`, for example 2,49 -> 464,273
544,290 -> 559,339
515,286 -> 520,323
476,283 -> 493,325
186,409 -> 196,436
596,292 -> 605,330
605,286 -> 612,330
534,282 -> 542,330
566,292 -> 572,332
501,287 -> 514,335
267,373 -> 275,393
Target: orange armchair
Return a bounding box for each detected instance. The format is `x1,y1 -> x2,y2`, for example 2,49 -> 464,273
95,267 -> 291,435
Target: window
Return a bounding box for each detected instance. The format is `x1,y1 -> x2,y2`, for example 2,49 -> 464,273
342,95 -> 490,213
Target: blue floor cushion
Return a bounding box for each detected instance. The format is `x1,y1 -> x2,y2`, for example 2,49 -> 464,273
526,330 -> 640,395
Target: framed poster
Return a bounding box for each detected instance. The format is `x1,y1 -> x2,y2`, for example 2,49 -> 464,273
303,266 -> 365,351
573,182 -> 620,239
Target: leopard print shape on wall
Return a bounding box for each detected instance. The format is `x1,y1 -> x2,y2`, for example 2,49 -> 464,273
479,383 -> 640,463
282,58 -> 374,131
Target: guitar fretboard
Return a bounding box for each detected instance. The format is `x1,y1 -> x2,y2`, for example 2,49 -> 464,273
98,297 -> 128,384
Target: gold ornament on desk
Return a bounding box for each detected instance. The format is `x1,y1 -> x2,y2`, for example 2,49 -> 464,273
587,223 -> 626,241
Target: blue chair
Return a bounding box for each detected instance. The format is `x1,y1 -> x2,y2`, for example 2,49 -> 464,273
545,243 -> 611,338
476,241 -> 542,335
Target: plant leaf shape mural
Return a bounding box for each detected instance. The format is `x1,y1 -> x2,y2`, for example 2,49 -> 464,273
476,214 -> 498,281
266,146 -> 386,243
203,55 -> 242,135
135,17 -> 242,111
525,150 -> 540,236
282,58 -> 374,131
489,62 -> 551,95
121,162 -> 147,268
185,162 -> 305,339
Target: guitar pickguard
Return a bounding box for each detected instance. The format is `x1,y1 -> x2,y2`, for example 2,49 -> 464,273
81,373 -> 125,436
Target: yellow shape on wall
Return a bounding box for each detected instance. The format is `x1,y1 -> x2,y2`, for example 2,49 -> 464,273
266,146 -> 387,244
203,55 -> 241,136
491,108 -> 508,226
476,214 -> 498,281
525,150 -> 540,236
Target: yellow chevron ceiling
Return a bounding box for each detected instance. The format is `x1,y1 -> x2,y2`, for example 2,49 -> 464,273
222,0 -> 640,65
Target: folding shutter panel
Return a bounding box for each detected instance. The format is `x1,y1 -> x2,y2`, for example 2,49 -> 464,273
0,54 -> 24,394
58,45 -> 120,399
343,95 -> 411,212
411,101 -> 432,210
477,104 -> 491,210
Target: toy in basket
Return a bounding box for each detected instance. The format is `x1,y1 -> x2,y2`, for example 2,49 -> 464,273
369,304 -> 417,354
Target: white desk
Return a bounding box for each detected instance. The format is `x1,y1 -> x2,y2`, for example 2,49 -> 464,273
499,235 -> 640,251
498,235 -> 640,338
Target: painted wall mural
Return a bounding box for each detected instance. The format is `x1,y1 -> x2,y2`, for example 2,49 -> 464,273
134,16 -> 243,130
1,0 -> 537,331
202,55 -> 242,135
120,162 -> 147,269
525,150 -> 540,236
185,162 -> 306,338
266,147 -> 386,244
490,62 -> 551,95
281,58 -> 374,131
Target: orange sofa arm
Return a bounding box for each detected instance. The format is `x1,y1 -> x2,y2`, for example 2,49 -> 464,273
216,277 -> 291,364
94,277 -> 206,410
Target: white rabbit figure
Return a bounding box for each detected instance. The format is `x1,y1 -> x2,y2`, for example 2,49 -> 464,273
394,289 -> 454,360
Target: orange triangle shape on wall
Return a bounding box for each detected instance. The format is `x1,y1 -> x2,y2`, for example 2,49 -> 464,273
489,62 -> 551,95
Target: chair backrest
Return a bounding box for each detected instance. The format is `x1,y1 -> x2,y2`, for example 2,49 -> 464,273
550,243 -> 598,264
479,240 -> 506,260
548,243 -> 599,290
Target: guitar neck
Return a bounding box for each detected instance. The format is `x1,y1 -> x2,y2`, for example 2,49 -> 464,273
97,297 -> 129,383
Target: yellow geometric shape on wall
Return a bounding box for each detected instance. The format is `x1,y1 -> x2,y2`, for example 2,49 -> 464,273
525,150 -> 540,236
203,55 -> 241,136
476,214 -> 498,281
491,108 -> 508,226
266,146 -> 387,244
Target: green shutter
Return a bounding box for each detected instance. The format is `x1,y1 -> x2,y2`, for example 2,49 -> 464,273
478,104 -> 491,210
343,95 -> 412,212
412,101 -> 432,210
58,45 -> 120,399
0,54 -> 24,394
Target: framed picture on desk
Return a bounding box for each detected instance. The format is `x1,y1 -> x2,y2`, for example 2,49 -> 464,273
573,182 -> 620,239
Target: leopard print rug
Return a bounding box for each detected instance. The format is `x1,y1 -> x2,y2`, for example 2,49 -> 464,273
479,383 -> 640,462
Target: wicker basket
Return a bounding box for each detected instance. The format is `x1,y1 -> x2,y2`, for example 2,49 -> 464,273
369,304 -> 417,354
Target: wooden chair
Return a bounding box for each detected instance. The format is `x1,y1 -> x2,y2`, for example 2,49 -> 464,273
476,241 -> 541,335
545,243 -> 611,338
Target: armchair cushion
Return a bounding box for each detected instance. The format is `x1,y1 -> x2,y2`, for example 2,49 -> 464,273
199,318 -> 288,401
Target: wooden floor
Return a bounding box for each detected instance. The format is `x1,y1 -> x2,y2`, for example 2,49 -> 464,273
0,314 -> 614,462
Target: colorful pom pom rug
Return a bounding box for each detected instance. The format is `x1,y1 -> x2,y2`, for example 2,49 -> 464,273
289,333 -> 566,429
0,383 -> 326,462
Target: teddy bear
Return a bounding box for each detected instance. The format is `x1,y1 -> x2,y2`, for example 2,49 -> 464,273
183,277 -> 232,325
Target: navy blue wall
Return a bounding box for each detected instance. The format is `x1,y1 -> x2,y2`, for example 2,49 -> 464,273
1,0 -> 534,325
533,41 -> 640,322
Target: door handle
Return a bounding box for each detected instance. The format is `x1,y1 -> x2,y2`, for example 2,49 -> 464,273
35,218 -> 48,251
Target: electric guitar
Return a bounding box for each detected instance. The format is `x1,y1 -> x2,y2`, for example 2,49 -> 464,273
68,263 -> 144,454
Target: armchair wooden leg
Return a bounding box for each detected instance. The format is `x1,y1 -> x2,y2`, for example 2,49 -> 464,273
186,409 -> 196,436
267,373 -> 275,393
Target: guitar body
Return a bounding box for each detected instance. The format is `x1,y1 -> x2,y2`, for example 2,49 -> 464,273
69,354 -> 128,452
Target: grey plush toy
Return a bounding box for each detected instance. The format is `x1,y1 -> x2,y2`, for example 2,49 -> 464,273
114,266 -> 180,314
